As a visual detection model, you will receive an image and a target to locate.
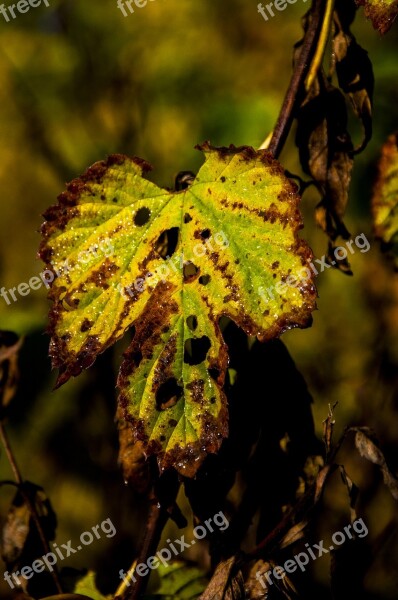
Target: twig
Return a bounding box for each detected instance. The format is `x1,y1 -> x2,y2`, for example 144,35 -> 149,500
116,475 -> 181,600
268,0 -> 329,158
305,0 -> 336,91
247,426 -> 350,559
0,421 -> 63,594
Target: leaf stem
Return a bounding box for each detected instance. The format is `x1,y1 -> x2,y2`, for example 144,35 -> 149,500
268,0 -> 330,159
305,0 -> 336,91
116,478 -> 180,600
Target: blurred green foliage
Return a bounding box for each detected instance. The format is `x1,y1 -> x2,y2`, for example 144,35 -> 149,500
0,0 -> 397,598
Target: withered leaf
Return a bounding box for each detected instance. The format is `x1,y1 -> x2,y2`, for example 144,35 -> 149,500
40,144 -> 316,476
333,6 -> 374,154
280,520 -> 308,550
1,482 -> 57,569
354,427 -> 398,499
116,404 -> 151,493
372,132 -> 398,269
199,556 -> 242,600
339,465 -> 359,523
355,0 -> 398,34
296,76 -> 354,270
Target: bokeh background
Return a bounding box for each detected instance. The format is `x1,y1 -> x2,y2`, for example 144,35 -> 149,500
0,0 -> 397,598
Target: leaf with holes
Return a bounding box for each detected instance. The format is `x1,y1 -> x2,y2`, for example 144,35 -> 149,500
355,0 -> 398,34
39,143 -> 316,477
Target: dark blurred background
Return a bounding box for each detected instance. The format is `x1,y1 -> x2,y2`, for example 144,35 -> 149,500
0,0 -> 397,598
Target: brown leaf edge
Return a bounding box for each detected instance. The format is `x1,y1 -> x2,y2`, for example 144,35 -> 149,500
40,145 -> 317,478
39,146 -> 316,391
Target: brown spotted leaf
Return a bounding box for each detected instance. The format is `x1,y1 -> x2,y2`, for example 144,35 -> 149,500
40,144 -> 316,476
355,0 -> 398,34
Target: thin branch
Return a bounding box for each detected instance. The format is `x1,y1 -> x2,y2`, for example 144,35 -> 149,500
247,426 -> 350,559
268,0 -> 329,158
305,0 -> 335,91
0,421 -> 63,594
115,474 -> 181,600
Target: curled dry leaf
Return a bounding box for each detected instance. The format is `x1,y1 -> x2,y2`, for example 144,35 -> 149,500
354,428 -> 398,500
339,465 -> 359,523
199,556 -> 243,600
355,0 -> 398,34
245,560 -> 273,600
296,75 -> 354,270
280,520 -> 308,550
372,132 -> 398,269
40,144 -> 316,477
245,559 -> 298,600
1,483 -> 57,571
333,3 -> 374,154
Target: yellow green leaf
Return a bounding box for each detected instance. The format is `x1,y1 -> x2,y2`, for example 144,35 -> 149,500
372,132 -> 398,268
73,571 -> 111,600
40,144 -> 316,476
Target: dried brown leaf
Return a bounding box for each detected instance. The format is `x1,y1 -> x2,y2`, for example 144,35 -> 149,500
333,8 -> 374,154
1,483 -> 57,571
339,465 -> 359,523
280,520 -> 308,550
354,428 -> 398,499
199,556 -> 243,600
296,77 -> 354,265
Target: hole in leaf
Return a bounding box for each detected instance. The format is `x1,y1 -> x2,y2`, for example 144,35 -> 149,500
175,171 -> 195,191
134,207 -> 151,226
208,368 -> 220,382
186,315 -> 198,331
201,229 -> 211,239
156,378 -> 183,411
199,274 -> 211,285
183,262 -> 199,282
155,227 -> 179,259
184,336 -> 211,365
184,213 -> 193,223
130,351 -> 143,368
